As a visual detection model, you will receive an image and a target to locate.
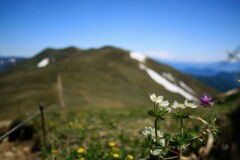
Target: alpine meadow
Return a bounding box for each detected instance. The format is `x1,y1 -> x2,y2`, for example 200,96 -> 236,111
0,46 -> 239,159
1,0 -> 240,159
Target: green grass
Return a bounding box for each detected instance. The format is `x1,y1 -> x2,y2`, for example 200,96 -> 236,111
21,95 -> 237,160
33,106 -> 150,160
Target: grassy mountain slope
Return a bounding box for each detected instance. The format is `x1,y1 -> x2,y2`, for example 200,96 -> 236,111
0,46 -> 218,119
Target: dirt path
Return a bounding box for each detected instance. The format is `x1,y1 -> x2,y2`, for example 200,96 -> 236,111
0,120 -> 11,128
0,140 -> 39,160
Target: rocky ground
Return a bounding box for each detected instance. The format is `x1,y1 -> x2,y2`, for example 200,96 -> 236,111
0,120 -> 39,160
0,140 -> 39,160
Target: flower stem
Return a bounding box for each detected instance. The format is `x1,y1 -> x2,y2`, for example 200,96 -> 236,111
154,117 -> 158,142
180,117 -> 183,134
210,104 -> 215,122
154,102 -> 156,113
166,149 -> 180,155
163,156 -> 179,160
179,108 -> 183,134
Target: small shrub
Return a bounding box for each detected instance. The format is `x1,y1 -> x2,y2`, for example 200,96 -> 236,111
8,116 -> 35,142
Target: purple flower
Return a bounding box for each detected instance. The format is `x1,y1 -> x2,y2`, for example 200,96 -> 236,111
200,94 -> 214,107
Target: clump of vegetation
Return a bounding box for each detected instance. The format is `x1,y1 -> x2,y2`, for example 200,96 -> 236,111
8,116 -> 35,142
142,93 -> 219,159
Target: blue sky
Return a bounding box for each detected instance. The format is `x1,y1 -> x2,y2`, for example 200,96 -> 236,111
1,0 -> 240,62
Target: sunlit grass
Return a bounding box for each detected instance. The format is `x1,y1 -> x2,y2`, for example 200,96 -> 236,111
29,100 -> 236,160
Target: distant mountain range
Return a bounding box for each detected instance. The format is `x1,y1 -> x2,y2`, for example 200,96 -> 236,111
0,46 -> 218,119
0,56 -> 26,74
158,60 -> 240,91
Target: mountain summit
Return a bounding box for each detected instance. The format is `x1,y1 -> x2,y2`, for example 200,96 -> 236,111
0,46 -> 218,119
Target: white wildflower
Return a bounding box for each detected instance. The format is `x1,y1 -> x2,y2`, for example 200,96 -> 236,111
150,149 -> 162,156
158,100 -> 172,112
159,138 -> 166,146
159,100 -> 169,107
152,128 -> 164,139
142,127 -> 164,139
150,94 -> 172,112
142,126 -> 152,136
184,99 -> 198,108
150,94 -> 163,104
171,101 -> 186,109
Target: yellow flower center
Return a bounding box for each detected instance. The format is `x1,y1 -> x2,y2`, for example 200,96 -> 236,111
51,149 -> 59,154
113,153 -> 120,158
77,147 -> 85,154
127,154 -> 134,160
108,142 -> 116,147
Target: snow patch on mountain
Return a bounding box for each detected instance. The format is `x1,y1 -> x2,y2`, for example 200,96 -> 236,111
38,58 -> 49,68
130,52 -> 147,63
139,64 -> 197,101
179,81 -> 195,94
162,72 -> 176,82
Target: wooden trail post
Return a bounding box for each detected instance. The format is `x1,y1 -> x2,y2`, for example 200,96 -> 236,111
39,103 -> 47,147
57,74 -> 65,108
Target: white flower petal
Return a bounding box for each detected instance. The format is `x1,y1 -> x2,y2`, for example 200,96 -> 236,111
166,107 -> 172,113
179,104 -> 186,109
171,101 -> 178,109
185,99 -> 198,108
159,138 -> 165,146
150,149 -> 162,156
150,94 -> 157,102
151,128 -> 156,138
171,101 -> 187,109
160,100 -> 169,107
189,104 -> 198,108
155,96 -> 163,103
157,130 -> 164,138
142,126 -> 152,136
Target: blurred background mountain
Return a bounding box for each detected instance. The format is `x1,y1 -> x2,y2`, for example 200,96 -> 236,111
0,46 -> 220,119
159,60 -> 240,91
1,51 -> 239,93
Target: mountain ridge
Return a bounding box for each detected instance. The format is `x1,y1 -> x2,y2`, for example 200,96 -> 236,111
0,46 -> 219,119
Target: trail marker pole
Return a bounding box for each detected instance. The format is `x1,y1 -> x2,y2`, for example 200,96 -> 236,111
39,103 -> 47,147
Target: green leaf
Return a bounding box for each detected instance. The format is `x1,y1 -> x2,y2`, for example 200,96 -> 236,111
173,113 -> 181,119
148,110 -> 156,117
156,115 -> 165,120
182,112 -> 191,119
158,109 -> 168,116
169,131 -> 194,150
173,112 -> 191,119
